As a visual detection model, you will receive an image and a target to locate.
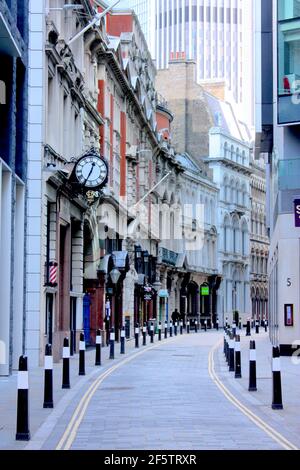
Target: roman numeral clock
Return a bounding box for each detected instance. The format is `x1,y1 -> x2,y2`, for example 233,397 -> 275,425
72,148 -> 109,203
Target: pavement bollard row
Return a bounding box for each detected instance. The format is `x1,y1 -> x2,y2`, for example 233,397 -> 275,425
43,344 -> 54,409
150,322 -> 154,343
79,332 -> 86,376
234,335 -> 242,379
272,346 -> 283,410
62,337 -> 71,389
143,323 -> 147,346
229,333 -> 235,372
135,323 -> 139,349
95,329 -> 102,366
109,328 -> 115,360
248,340 -> 257,392
16,356 -> 30,441
120,326 -> 125,354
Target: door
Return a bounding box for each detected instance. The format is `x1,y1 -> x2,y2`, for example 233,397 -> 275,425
83,293 -> 91,345
70,297 -> 77,355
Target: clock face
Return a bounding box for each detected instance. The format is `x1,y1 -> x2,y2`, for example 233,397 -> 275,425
75,155 -> 108,189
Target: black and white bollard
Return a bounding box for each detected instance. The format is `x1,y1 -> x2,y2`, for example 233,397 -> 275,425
226,330 -> 230,364
225,318 -> 229,328
143,322 -> 147,346
79,332 -> 86,376
95,329 -> 102,366
164,321 -> 168,339
232,323 -> 237,338
204,320 -> 207,332
158,322 -> 162,341
255,320 -> 260,335
169,321 -> 173,337
43,344 -> 54,409
223,329 -> 227,355
195,320 -> 198,333
229,333 -> 235,372
62,337 -> 70,389
150,322 -> 154,343
246,319 -> 251,337
174,321 -> 178,336
16,356 -> 30,441
180,321 -> 183,335
120,326 -> 125,354
234,335 -> 242,379
264,319 -> 268,333
187,320 -> 190,334
109,327 -> 115,360
272,346 -> 283,410
248,340 -> 257,392
216,319 -> 219,331
135,323 -> 139,349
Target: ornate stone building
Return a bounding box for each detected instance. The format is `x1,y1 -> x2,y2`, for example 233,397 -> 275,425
250,155 -> 269,322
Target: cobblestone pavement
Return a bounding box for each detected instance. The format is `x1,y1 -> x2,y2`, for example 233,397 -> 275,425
2,329 -> 300,451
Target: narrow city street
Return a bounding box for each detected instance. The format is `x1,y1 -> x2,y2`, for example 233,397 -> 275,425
19,331 -> 297,451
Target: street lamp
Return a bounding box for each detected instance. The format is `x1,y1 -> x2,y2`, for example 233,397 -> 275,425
110,268 -> 121,285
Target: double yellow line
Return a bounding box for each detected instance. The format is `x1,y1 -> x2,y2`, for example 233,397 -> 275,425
56,339 -> 175,450
208,340 -> 298,451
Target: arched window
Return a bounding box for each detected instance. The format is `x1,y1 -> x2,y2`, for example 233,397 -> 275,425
231,145 -> 235,161
241,220 -> 248,256
242,184 -> 247,207
223,215 -> 231,252
230,179 -> 235,202
224,142 -> 228,158
236,148 -> 240,164
233,217 -> 240,254
242,151 -> 246,166
236,180 -> 241,205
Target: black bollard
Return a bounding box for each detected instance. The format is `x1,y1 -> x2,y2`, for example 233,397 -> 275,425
150,322 -> 154,343
229,333 -> 235,372
164,321 -> 168,339
232,323 -> 237,338
216,319 -> 219,331
223,329 -> 227,355
62,337 -> 70,389
195,320 -> 198,333
135,323 -> 139,349
95,329 -> 102,366
264,319 -> 268,333
246,319 -> 251,337
226,330 -> 230,364
255,320 -> 260,335
249,340 -> 257,392
109,328 -> 115,360
169,321 -> 173,337
187,320 -> 190,334
43,344 -> 54,409
158,322 -> 162,341
16,356 -> 30,441
272,346 -> 283,410
120,326 -> 125,354
180,321 -> 183,335
204,320 -> 207,332
79,332 -> 86,376
234,335 -> 242,379
174,321 -> 178,336
143,322 -> 147,346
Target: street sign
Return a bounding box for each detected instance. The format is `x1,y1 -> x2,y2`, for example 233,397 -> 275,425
201,286 -> 210,296
294,199 -> 300,227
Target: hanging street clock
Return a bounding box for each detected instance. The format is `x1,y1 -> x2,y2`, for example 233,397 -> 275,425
74,149 -> 108,190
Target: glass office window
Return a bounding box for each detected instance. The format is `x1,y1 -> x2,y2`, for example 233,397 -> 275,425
278,0 -> 300,21
278,0 -> 300,123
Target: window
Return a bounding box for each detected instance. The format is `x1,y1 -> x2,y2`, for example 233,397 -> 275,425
278,0 -> 300,123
